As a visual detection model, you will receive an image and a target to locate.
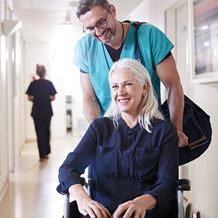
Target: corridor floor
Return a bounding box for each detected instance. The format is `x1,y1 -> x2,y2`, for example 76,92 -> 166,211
0,135 -> 81,218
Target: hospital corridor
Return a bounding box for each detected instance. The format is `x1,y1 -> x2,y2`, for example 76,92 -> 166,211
0,136 -> 80,218
0,0 -> 218,218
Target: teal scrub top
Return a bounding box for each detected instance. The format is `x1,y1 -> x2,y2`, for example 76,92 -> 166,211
74,22 -> 174,115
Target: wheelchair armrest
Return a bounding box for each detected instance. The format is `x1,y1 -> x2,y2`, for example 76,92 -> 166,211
177,179 -> 191,191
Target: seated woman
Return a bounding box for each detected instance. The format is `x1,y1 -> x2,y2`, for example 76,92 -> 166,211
57,58 -> 178,218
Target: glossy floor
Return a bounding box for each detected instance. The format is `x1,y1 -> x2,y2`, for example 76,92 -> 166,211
0,135 -> 81,218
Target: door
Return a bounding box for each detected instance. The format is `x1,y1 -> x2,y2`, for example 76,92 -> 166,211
165,0 -> 191,95
165,0 -> 192,197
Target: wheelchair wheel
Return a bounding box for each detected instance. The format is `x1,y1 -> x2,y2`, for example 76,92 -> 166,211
185,203 -> 193,218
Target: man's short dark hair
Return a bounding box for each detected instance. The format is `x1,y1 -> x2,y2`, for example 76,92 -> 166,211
76,0 -> 111,18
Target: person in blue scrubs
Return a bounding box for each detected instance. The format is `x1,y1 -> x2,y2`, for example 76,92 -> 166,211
57,59 -> 178,218
26,64 -> 57,161
74,0 -> 188,147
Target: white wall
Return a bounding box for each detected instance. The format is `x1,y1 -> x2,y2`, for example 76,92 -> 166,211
188,83 -> 218,218
49,26 -> 87,137
0,0 -> 9,201
129,0 -> 165,30
0,0 -> 25,201
130,1 -> 218,217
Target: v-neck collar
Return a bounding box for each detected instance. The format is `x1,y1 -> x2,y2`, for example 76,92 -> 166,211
100,24 -> 134,69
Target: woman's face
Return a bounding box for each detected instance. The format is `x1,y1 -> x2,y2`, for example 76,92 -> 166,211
110,68 -> 147,116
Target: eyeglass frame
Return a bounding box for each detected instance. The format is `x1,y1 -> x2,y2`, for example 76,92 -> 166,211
82,9 -> 110,34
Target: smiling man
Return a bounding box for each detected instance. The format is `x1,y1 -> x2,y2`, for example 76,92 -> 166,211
74,0 -> 188,147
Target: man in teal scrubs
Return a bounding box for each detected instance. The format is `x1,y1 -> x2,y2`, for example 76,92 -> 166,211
74,0 -> 188,147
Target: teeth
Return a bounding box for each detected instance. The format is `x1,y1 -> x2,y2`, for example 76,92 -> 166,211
118,99 -> 129,103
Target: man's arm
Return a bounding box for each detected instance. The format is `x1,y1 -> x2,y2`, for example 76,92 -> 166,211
156,55 -> 188,147
27,95 -> 34,101
49,95 -> 56,101
80,72 -> 101,123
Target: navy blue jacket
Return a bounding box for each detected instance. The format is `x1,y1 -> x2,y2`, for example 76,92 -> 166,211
57,117 -> 178,217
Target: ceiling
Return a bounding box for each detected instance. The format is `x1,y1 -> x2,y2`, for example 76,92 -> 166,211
12,0 -> 143,42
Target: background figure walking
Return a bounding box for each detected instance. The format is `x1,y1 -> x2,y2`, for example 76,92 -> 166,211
26,64 -> 57,161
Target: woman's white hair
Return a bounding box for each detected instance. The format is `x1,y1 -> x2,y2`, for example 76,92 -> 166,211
105,58 -> 164,132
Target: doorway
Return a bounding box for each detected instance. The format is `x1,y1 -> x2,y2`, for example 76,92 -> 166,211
165,0 -> 192,95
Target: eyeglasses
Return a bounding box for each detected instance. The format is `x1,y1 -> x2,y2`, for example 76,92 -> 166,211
83,10 -> 109,34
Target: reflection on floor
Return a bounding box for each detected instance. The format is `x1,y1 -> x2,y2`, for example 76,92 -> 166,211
0,135 -> 81,218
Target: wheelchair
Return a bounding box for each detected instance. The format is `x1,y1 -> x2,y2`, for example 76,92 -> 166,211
62,178 -> 200,218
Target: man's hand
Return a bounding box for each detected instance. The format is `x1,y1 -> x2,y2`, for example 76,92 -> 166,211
177,129 -> 188,147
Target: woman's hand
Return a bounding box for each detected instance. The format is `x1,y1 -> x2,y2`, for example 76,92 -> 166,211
69,184 -> 111,218
112,200 -> 146,218
77,199 -> 112,218
113,194 -> 156,218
